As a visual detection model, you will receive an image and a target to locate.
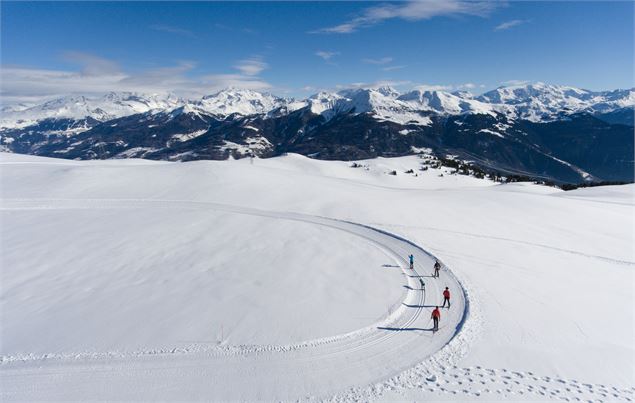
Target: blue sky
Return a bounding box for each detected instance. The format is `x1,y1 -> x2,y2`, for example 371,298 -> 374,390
1,1 -> 633,102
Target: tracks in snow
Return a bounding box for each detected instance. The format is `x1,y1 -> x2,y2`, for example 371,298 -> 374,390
1,198 -> 468,401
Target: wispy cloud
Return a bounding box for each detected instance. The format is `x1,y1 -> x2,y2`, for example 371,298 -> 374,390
362,57 -> 393,65
382,65 -> 407,72
494,19 -> 528,31
62,51 -> 121,76
315,51 -> 339,61
234,57 -> 268,76
502,79 -> 529,86
150,24 -> 195,37
200,74 -> 271,91
311,0 -> 499,34
414,82 -> 480,92
1,52 -> 273,104
213,23 -> 258,35
339,80 -> 413,90
415,84 -> 454,92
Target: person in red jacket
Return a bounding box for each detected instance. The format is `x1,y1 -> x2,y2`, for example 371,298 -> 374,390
431,306 -> 441,331
442,287 -> 451,308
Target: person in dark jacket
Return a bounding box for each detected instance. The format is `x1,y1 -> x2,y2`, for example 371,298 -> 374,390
433,260 -> 441,278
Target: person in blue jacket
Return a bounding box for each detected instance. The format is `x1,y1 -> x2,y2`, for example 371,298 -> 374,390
408,254 -> 414,270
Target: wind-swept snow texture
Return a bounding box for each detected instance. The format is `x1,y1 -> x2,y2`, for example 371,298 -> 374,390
1,153 -> 633,402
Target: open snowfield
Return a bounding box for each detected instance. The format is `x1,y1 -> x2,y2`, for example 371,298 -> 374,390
1,152 -> 633,402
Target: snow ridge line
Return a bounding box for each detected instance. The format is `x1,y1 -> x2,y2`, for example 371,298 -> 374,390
1,198 -> 462,366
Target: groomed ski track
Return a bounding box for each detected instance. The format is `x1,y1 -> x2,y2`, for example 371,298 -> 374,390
1,198 -> 467,401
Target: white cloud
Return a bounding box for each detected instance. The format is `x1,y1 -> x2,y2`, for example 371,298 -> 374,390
414,83 -> 481,92
382,65 -> 407,71
312,0 -> 499,34
415,84 -> 454,92
363,57 -> 393,65
344,80 -> 413,90
201,74 -> 271,91
1,53 -> 273,104
149,24 -> 195,37
62,51 -> 121,76
315,51 -> 339,61
502,79 -> 530,86
494,19 -> 527,31
234,57 -> 268,76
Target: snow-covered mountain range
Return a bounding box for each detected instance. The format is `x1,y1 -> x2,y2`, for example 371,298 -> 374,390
1,92 -> 185,128
2,83 -> 633,129
1,83 -> 633,184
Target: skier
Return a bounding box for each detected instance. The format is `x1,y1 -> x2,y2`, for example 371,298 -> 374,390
409,254 -> 414,270
431,306 -> 441,331
419,278 -> 425,290
433,260 -> 441,278
442,287 -> 451,308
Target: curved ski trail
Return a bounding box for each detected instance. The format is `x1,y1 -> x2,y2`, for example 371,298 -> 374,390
1,198 -> 467,401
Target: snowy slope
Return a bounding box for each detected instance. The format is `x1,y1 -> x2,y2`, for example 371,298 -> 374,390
1,152 -> 633,401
